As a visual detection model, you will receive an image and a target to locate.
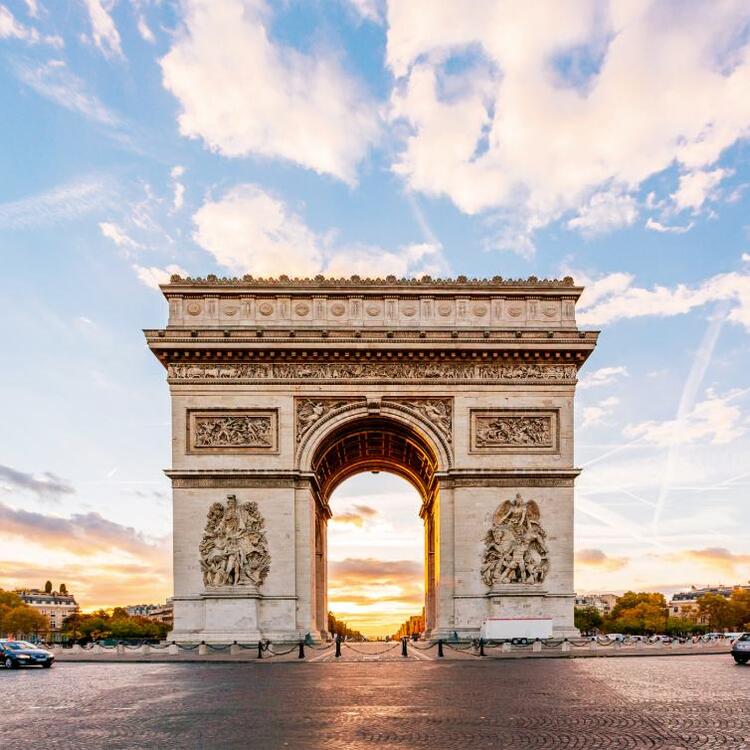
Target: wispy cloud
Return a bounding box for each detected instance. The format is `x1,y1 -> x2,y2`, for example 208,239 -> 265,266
0,174 -> 115,229
575,548 -> 629,572
0,464 -> 74,502
81,0 -> 123,59
578,366 -> 629,390
0,4 -> 62,47
13,58 -> 119,126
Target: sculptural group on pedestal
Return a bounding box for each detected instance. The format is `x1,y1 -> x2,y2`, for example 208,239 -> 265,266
481,493 -> 549,587
199,495 -> 270,588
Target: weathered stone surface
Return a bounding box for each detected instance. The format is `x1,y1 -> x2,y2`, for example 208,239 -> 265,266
146,276 -> 598,643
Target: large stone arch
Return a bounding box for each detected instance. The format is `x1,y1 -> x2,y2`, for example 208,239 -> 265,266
301,409 -> 446,633
148,275 -> 598,643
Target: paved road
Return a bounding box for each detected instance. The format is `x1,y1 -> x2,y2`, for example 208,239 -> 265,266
2,655 -> 748,749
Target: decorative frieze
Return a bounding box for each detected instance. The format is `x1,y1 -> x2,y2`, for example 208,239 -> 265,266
200,494 -> 270,588
470,409 -> 559,453
481,494 -> 549,587
169,361 -> 578,383
187,410 -> 278,453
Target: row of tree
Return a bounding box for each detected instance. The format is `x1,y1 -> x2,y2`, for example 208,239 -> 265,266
61,608 -> 169,641
327,611 -> 365,641
575,589 -> 750,636
0,590 -> 49,636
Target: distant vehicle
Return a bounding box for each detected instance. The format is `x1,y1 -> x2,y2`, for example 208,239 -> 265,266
724,632 -> 745,642
0,639 -> 55,669
730,633 -> 750,664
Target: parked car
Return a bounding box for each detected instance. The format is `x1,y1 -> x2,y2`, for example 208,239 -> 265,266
730,633 -> 750,665
0,640 -> 55,669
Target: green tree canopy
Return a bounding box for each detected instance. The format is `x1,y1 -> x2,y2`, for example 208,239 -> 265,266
574,606 -> 602,635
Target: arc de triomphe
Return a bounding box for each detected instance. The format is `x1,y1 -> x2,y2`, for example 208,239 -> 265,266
146,275 -> 597,642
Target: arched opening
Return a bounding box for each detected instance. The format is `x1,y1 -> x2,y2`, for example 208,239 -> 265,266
308,414 -> 441,639
327,473 -> 424,639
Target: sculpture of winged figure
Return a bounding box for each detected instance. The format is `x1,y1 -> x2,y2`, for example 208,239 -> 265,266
481,493 -> 549,587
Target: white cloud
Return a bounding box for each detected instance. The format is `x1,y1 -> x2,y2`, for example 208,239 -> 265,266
136,13 -> 155,43
386,1 -> 750,250
192,183 -> 446,278
0,175 -> 114,229
624,389 -> 747,447
344,0 -> 383,24
161,0 -> 380,184
742,253 -> 750,263
24,1 -> 40,18
671,168 -> 730,213
581,396 -> 620,429
170,165 -> 186,210
82,0 -> 123,59
576,269 -> 750,331
578,366 -> 629,389
133,264 -> 188,290
98,221 -> 141,249
0,4 -> 62,46
645,217 -> 693,234
13,58 -> 119,126
567,187 -> 638,236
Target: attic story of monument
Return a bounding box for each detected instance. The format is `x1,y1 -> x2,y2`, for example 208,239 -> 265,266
145,275 -> 598,642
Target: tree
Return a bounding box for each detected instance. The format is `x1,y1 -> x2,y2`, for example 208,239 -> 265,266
0,589 -> 23,608
729,588 -> 750,630
3,605 -> 48,636
44,580 -> 53,594
574,606 -> 602,635
59,583 -> 68,595
697,593 -> 733,631
602,592 -> 668,635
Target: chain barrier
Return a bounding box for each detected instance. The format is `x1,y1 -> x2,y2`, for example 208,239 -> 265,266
442,641 -> 483,657
265,644 -> 300,657
409,641 -> 438,651
341,641 -> 402,656
206,643 -> 233,652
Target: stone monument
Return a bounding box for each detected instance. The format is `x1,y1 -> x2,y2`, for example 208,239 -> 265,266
145,274 -> 597,642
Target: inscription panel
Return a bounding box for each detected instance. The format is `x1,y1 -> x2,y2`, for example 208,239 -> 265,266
470,409 -> 559,454
187,409 -> 278,454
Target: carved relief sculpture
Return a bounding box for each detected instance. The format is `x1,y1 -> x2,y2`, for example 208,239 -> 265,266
194,415 -> 273,448
200,495 -> 271,588
296,399 -> 357,442
169,361 -> 578,383
475,415 -> 552,448
389,398 -> 452,443
481,494 -> 550,587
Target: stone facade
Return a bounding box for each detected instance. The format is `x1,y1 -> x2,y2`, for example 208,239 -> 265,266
146,275 -> 598,642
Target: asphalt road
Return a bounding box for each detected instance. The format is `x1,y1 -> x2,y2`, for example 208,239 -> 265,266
2,654 -> 748,749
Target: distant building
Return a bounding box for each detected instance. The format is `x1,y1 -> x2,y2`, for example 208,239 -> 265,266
667,583 -> 750,623
16,588 -> 78,631
574,593 -> 618,615
392,608 -> 426,640
125,604 -> 161,617
125,600 -> 173,627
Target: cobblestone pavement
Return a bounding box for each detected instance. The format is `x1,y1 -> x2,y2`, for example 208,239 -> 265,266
1,655 -> 748,749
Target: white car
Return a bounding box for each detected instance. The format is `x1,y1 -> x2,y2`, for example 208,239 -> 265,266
730,633 -> 750,665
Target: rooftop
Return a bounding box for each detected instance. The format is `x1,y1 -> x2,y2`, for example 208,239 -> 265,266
163,274 -> 580,290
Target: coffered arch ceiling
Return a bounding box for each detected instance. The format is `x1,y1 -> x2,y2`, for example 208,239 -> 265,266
310,416 -> 439,503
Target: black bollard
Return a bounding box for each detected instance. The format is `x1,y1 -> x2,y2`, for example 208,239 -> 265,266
298,640 -> 305,659
335,635 -> 342,658
479,638 -> 485,656
257,640 -> 264,659
401,637 -> 408,657
437,640 -> 444,658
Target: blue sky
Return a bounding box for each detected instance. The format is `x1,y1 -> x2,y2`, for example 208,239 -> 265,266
1,1 -> 750,627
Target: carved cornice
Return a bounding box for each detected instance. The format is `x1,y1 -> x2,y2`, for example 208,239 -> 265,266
165,274 -> 579,290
